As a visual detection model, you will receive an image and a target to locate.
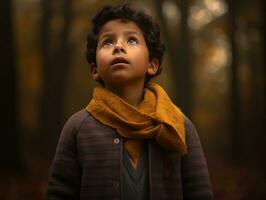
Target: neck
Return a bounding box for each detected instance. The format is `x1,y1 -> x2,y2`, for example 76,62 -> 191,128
105,82 -> 145,108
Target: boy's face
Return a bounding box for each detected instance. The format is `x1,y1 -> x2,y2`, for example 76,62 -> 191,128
91,19 -> 158,89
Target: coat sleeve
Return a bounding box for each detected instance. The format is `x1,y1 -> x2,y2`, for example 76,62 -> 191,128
46,113 -> 83,200
181,117 -> 214,200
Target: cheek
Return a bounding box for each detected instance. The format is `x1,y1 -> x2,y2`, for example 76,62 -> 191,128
141,47 -> 150,61
139,49 -> 150,64
95,54 -> 101,66
96,50 -> 107,66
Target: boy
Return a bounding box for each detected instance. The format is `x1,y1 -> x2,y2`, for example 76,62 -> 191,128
47,4 -> 213,200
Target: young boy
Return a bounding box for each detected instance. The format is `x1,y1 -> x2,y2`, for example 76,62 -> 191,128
47,4 -> 213,200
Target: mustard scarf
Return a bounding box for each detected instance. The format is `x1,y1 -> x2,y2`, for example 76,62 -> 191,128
86,82 -> 187,168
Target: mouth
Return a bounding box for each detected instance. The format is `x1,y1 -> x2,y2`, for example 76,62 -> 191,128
110,57 -> 129,66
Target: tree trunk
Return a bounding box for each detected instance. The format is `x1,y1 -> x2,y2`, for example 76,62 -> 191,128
256,0 -> 265,170
0,0 -> 21,170
154,0 -> 192,116
176,0 -> 192,116
39,0 -> 73,157
227,0 -> 242,162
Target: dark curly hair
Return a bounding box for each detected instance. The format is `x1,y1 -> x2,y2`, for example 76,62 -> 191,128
86,4 -> 165,83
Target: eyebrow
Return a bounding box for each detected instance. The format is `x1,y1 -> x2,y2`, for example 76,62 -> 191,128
99,30 -> 142,40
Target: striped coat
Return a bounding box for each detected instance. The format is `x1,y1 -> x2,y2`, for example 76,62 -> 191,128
46,109 -> 214,200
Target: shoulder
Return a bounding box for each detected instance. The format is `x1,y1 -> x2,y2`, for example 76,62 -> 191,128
62,108 -> 111,136
183,115 -> 197,134
63,109 -> 90,131
65,108 -> 107,128
59,109 -> 96,140
183,115 -> 202,146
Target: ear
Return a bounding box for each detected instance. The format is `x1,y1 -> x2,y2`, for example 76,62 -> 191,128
147,58 -> 159,76
90,63 -> 100,81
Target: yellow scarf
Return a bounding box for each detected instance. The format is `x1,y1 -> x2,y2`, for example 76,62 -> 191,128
86,82 -> 187,168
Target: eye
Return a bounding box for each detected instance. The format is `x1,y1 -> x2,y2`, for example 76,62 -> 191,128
103,38 -> 113,46
127,37 -> 137,45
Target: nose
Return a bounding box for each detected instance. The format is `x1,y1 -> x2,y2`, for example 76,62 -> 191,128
113,41 -> 126,54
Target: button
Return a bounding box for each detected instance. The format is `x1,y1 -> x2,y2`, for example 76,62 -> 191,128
112,180 -> 120,188
113,138 -> 120,144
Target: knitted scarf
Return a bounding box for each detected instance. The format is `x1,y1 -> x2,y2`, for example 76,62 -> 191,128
86,82 -> 187,168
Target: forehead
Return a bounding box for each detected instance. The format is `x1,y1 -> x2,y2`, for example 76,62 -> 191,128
98,19 -> 144,37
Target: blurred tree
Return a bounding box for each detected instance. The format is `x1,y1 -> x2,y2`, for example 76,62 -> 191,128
154,0 -> 192,116
176,0 -> 192,116
0,0 -> 21,170
263,0 -> 266,170
226,0 -> 242,162
39,0 -> 74,157
244,0 -> 265,169
227,0 -> 265,167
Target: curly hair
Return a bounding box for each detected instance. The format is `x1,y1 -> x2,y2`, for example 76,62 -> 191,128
86,4 -> 165,83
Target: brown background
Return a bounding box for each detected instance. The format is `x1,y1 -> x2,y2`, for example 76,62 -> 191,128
0,0 -> 265,199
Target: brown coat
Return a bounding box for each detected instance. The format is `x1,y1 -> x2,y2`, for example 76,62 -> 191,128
46,109 -> 214,200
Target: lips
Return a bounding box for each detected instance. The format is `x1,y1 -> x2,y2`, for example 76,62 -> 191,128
110,57 -> 129,66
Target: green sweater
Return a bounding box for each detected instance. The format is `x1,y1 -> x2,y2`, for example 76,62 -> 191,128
122,143 -> 149,200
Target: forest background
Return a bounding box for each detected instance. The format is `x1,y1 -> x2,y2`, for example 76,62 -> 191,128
0,0 -> 265,199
